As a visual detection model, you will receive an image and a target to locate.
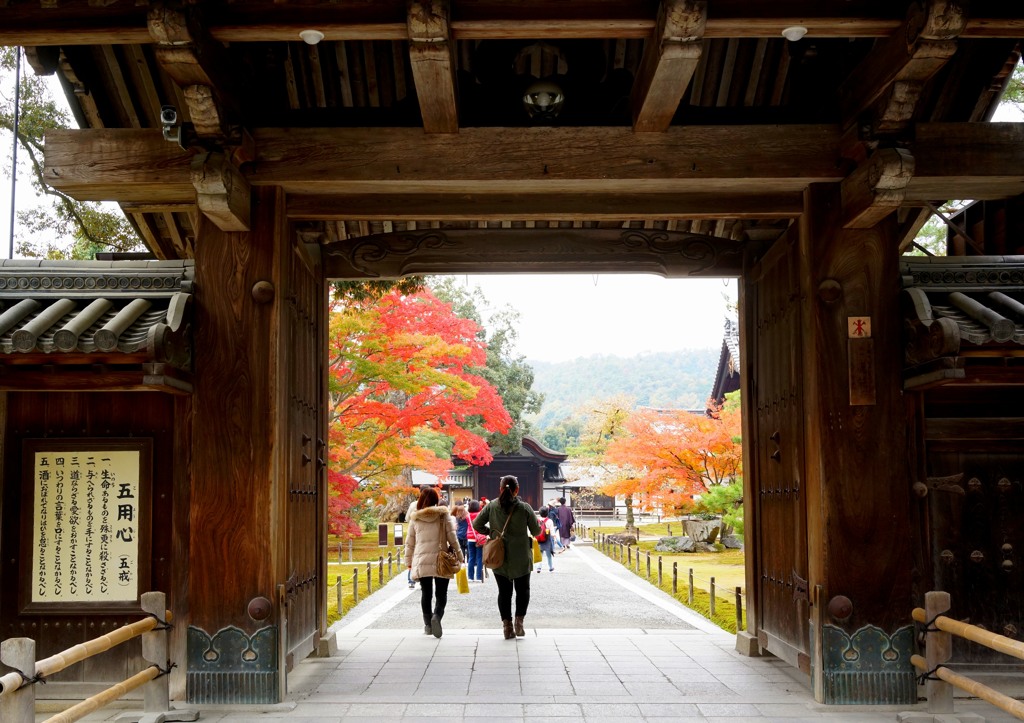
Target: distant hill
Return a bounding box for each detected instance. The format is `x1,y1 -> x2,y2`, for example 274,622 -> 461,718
526,348 -> 720,430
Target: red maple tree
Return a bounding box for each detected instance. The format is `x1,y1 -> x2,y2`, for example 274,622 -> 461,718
327,288 -> 512,536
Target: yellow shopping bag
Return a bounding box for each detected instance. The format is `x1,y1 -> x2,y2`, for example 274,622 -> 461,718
456,566 -> 470,594
532,537 -> 542,564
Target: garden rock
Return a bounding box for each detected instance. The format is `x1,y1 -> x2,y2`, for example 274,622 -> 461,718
606,532 -> 639,545
682,518 -> 722,543
655,536 -> 695,553
721,534 -> 743,550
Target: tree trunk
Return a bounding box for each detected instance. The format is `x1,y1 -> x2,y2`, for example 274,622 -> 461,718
625,494 -> 635,532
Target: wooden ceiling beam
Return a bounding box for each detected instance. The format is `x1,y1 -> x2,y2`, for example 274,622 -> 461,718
407,0 -> 459,134
43,123 -> 1024,205
839,0 -> 967,133
3,3 -> 1023,46
631,0 -> 706,133
286,192 -> 803,221
321,226 -> 746,279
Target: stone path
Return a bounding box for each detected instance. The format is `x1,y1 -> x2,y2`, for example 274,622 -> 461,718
34,540 -> 1018,722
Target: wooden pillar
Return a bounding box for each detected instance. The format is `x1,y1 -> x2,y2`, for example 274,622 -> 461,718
799,184 -> 914,704
185,186 -> 287,704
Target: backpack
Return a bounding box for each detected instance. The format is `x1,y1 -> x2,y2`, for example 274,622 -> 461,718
535,517 -> 547,542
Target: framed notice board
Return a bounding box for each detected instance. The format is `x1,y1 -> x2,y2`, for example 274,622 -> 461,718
20,438 -> 153,614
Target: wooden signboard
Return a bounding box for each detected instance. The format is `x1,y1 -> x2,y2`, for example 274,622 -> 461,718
20,438 -> 152,614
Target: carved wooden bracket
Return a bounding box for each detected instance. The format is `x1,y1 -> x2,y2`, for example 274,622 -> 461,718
322,227 -> 744,279
841,148 -> 915,229
190,152 -> 251,232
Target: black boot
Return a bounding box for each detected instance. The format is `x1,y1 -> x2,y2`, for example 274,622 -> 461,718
431,613 -> 443,638
423,614 -> 432,635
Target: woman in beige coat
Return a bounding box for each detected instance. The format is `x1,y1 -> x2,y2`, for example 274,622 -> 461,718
405,486 -> 464,638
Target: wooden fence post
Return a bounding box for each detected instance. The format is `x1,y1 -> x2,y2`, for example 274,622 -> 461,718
672,562 -> 678,594
658,556 -> 663,586
646,552 -> 651,579
337,579 -> 342,615
378,556 -> 384,586
627,545 -> 632,565
735,587 -> 743,631
0,637 -> 36,722
366,561 -> 372,594
353,569 -> 359,604
710,577 -> 717,618
635,549 -> 640,573
667,523 -> 672,536
688,568 -> 694,604
139,591 -> 170,716
925,590 -> 954,713
388,552 -> 393,577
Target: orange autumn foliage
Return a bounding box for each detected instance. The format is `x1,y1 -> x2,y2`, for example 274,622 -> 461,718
602,404 -> 742,515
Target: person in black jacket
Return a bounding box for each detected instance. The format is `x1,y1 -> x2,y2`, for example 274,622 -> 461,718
555,497 -> 576,550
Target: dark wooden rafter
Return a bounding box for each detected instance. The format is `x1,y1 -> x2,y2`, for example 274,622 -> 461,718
839,0 -> 967,135
631,0 -> 706,132
147,4 -> 235,138
407,0 -> 458,133
321,226 -> 746,279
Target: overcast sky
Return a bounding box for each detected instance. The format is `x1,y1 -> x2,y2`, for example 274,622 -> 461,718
448,273 -> 736,363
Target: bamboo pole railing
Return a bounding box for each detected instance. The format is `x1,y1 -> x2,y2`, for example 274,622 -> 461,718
0,591 -> 197,723
913,590 -> 1024,720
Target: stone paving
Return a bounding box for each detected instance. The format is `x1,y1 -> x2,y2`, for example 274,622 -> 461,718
32,539 -> 1018,722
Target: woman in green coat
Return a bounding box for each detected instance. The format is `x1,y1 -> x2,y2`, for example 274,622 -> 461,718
473,475 -> 541,639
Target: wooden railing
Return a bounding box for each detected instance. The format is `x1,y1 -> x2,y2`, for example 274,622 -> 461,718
0,591 -> 197,723
913,590 -> 1024,720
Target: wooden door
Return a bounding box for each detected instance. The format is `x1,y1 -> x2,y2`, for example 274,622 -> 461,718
747,234 -> 811,670
924,389 -> 1024,665
282,243 -> 325,670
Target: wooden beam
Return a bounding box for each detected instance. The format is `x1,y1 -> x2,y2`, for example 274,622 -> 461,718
631,0 -> 706,133
44,123 -> 1024,206
286,191 -> 802,220
905,122 -> 1024,201
2,3 -> 1023,46
321,226 -> 745,279
841,148 -> 915,229
839,0 -> 967,132
44,128 -> 194,203
190,152 -> 251,232
407,0 -> 459,134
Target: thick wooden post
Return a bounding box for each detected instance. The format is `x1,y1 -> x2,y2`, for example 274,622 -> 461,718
799,184 -> 913,704
187,187 -> 292,704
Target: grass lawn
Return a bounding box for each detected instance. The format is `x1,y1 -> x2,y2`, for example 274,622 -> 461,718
326,526 -> 407,625
583,525 -> 748,634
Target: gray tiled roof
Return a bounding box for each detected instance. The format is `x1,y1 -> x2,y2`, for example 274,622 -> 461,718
0,260 -> 193,368
902,256 -> 1024,347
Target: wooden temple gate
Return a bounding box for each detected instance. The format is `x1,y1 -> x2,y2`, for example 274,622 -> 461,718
2,0 -> 1024,709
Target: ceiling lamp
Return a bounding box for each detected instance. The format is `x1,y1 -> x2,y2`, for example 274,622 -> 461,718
523,80 -> 565,121
781,26 -> 808,42
299,29 -> 325,45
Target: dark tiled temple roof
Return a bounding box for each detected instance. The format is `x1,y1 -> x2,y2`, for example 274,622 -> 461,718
902,257 -> 1024,347
710,316 -> 740,405
0,260 -> 193,369
901,256 -> 1024,389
